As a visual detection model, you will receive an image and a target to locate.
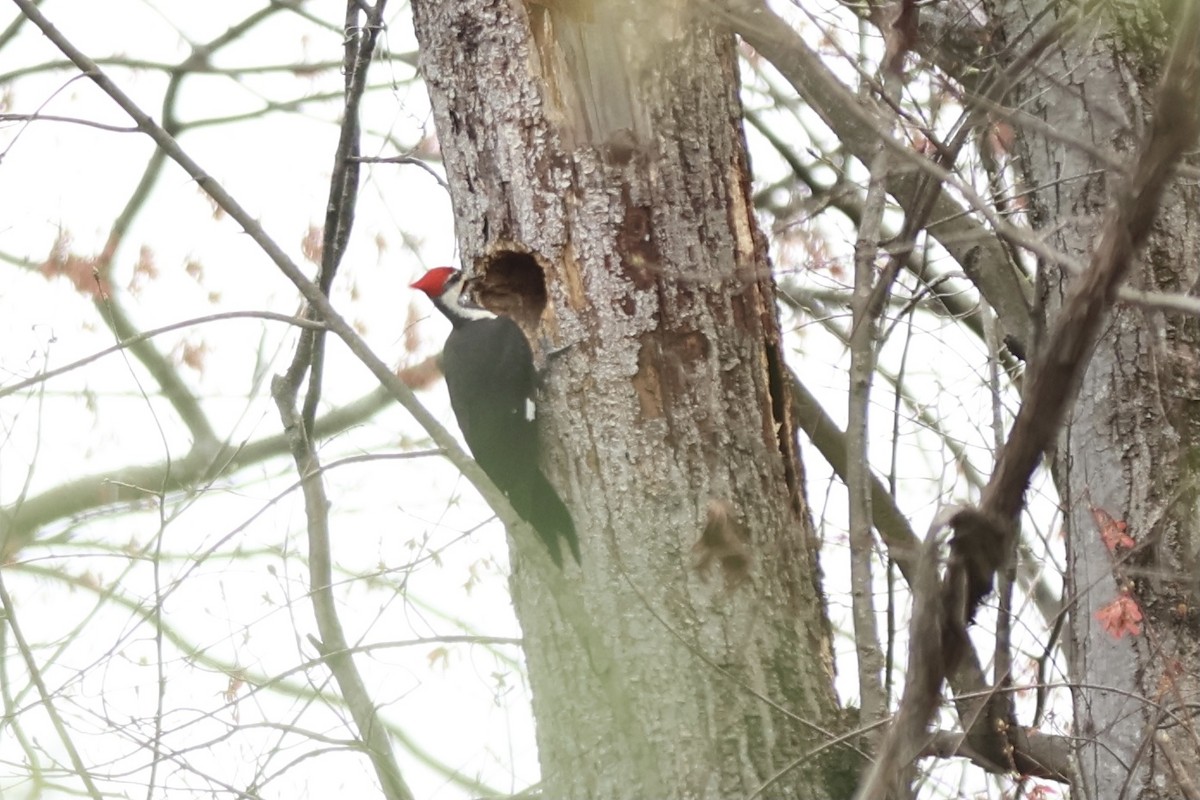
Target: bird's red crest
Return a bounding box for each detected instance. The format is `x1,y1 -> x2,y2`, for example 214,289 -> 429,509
410,266 -> 459,296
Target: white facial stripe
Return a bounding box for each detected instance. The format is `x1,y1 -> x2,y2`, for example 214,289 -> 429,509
525,398 -> 536,421
443,274 -> 496,320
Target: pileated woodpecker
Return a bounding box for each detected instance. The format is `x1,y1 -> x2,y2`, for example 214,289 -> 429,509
411,267 -> 581,567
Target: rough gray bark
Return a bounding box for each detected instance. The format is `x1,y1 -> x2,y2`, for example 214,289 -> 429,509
995,5 -> 1200,797
409,0 -> 844,797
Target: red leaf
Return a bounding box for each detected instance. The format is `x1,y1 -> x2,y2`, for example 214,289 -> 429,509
1090,504 -> 1133,552
40,230 -> 107,298
1096,590 -> 1143,639
301,225 -> 323,265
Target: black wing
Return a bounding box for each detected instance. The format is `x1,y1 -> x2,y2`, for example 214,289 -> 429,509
442,317 -> 537,486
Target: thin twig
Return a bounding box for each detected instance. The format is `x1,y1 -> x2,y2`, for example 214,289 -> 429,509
0,112 -> 138,132
0,570 -> 105,800
0,311 -> 323,399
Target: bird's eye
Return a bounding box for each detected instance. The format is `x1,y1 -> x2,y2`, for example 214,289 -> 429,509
460,283 -> 484,309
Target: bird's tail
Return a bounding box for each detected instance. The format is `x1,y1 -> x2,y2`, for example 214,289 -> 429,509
511,470 -> 580,568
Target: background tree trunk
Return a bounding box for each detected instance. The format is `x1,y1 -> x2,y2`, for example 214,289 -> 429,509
410,1 -> 846,796
999,4 -> 1200,795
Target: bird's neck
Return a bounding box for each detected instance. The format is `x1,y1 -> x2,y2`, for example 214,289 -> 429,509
434,282 -> 497,327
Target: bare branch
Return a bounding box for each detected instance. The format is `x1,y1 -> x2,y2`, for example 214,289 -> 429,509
846,47 -> 897,733
271,359 -> 414,800
0,112 -> 138,132
301,0 -> 388,432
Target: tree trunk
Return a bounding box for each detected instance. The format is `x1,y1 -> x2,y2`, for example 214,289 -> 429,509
1000,5 -> 1200,796
410,1 -> 846,797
